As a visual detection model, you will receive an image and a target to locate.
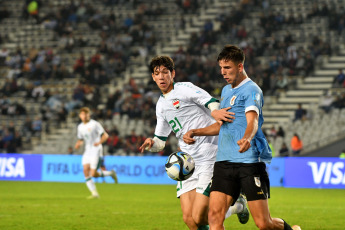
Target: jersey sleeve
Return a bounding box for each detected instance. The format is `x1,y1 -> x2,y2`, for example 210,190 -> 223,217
77,125 -> 83,140
244,85 -> 263,115
185,82 -> 219,108
95,121 -> 105,136
154,106 -> 171,141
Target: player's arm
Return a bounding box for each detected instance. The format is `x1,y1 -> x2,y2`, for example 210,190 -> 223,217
139,136 -> 166,153
94,132 -> 109,146
237,111 -> 258,153
74,139 -> 84,150
183,122 -> 221,145
210,104 -> 235,125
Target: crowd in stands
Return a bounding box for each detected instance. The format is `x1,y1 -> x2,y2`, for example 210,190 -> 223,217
1,0 -> 344,155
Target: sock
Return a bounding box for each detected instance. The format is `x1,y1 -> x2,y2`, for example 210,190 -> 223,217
197,225 -> 209,230
282,219 -> 293,230
101,170 -> 113,176
225,201 -> 244,218
85,177 -> 98,195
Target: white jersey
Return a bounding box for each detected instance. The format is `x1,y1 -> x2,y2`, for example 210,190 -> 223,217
77,119 -> 105,156
155,82 -> 218,166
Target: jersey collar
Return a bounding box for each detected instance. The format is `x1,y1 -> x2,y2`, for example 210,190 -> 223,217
160,82 -> 176,98
233,78 -> 251,89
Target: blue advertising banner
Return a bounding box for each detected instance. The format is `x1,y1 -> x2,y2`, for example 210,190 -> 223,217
0,154 -> 42,181
266,157 -> 285,187
40,155 -> 175,184
285,157 -> 345,189
104,156 -> 175,185
42,155 -> 83,182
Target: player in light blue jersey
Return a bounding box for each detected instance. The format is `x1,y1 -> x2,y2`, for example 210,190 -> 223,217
183,45 -> 301,230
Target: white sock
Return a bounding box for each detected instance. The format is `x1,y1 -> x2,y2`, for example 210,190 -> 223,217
225,201 -> 244,219
85,177 -> 98,195
101,170 -> 112,176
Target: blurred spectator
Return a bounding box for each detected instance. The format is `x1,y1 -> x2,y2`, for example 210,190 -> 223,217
268,126 -> 277,140
31,83 -> 45,101
332,69 -> 345,88
293,103 -> 307,122
319,91 -> 334,113
277,126 -> 285,138
0,47 -> 9,66
275,75 -> 288,92
32,116 -> 42,136
290,133 -> 303,155
106,131 -> 122,155
279,142 -> 289,157
67,146 -> 74,155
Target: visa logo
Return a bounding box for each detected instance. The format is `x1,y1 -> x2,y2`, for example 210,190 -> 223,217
308,161 -> 345,185
0,157 -> 26,178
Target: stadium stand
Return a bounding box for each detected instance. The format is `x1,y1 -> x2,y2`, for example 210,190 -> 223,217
0,0 -> 344,156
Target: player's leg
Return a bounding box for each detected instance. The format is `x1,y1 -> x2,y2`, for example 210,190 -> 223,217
191,164 -> 213,229
242,162 -> 298,229
180,189 -> 198,230
95,157 -> 118,183
191,192 -> 209,226
225,194 -> 249,224
208,161 -> 241,230
208,191 -> 234,230
83,161 -> 99,199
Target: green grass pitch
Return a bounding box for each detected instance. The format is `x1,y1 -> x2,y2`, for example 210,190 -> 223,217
0,181 -> 344,230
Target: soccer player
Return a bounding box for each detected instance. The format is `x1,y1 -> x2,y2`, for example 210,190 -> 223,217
139,56 -> 249,230
183,45 -> 301,230
75,107 -> 118,199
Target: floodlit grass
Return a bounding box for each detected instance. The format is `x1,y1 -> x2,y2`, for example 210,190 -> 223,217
0,181 -> 343,229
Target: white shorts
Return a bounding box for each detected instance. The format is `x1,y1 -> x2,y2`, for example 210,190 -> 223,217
176,164 -> 214,198
82,154 -> 101,169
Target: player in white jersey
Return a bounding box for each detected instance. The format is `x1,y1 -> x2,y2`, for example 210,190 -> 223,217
139,56 -> 249,230
74,107 -> 118,199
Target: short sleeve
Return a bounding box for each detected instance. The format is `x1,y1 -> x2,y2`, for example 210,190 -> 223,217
184,83 -> 218,108
154,107 -> 171,141
77,125 -> 83,139
95,121 -> 105,136
244,85 -> 263,115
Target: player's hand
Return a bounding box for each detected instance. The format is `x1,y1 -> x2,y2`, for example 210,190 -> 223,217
211,107 -> 235,125
237,138 -> 251,153
139,138 -> 154,153
94,142 -> 100,147
74,143 -> 80,150
183,130 -> 196,145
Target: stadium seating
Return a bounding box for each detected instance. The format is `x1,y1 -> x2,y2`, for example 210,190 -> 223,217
1,0 -> 344,156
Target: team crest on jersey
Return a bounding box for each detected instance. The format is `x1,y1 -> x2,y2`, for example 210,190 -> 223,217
254,177 -> 261,187
172,99 -> 180,109
230,96 -> 237,106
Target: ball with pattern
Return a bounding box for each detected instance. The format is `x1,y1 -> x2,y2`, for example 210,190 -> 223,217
165,152 -> 195,181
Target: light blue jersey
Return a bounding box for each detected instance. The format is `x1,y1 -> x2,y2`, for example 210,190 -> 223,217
217,78 -> 272,163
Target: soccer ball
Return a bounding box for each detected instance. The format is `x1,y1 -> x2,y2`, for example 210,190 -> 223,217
165,151 -> 195,181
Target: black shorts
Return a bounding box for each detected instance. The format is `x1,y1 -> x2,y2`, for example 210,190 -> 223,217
210,161 -> 270,204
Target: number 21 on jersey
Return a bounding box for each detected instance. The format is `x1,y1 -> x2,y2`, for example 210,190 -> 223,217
169,117 -> 182,133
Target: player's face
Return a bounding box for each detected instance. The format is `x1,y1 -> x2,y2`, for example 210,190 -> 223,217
152,65 -> 175,94
79,111 -> 90,123
219,60 -> 243,87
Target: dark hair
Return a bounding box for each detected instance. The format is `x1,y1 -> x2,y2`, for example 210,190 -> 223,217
149,56 -> 174,73
217,45 -> 245,64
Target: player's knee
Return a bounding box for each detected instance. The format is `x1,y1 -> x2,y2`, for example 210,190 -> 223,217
254,219 -> 272,230
182,213 -> 194,226
208,208 -> 223,225
192,213 -> 207,226
90,170 -> 98,177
